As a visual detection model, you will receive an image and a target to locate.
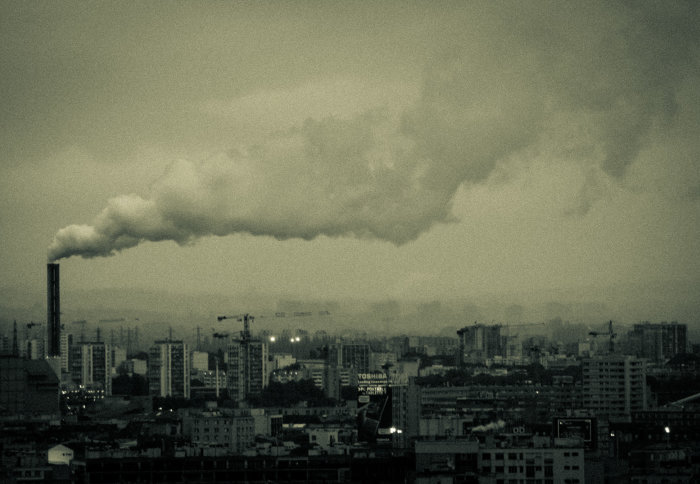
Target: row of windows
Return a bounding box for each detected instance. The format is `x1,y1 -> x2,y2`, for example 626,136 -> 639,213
195,427 -> 254,433
483,452 -> 578,460
494,479 -> 579,484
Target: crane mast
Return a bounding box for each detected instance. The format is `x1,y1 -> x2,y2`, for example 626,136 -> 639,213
217,313 -> 254,341
588,320 -> 616,353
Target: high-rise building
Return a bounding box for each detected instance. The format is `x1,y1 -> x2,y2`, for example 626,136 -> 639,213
148,340 -> 190,398
227,339 -> 268,402
581,355 -> 647,421
27,339 -> 45,360
111,346 -> 126,371
630,322 -> 687,363
69,342 -> 112,396
60,331 -> 71,372
457,324 -> 503,365
328,343 -> 370,373
46,263 -> 61,357
391,377 -> 420,449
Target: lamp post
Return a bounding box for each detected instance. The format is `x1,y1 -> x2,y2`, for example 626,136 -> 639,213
664,426 -> 670,448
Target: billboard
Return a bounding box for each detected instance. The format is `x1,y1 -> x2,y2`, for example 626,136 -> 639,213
357,372 -> 392,443
553,417 -> 597,450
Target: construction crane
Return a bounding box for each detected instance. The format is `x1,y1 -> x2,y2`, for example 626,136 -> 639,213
217,313 -> 257,341
589,320 -> 616,353
217,310 -> 332,340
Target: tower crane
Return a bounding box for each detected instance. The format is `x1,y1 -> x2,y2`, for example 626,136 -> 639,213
589,320 -> 616,353
217,313 -> 256,341
217,310 -> 332,341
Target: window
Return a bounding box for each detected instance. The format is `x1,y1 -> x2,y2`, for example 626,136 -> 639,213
483,453 -> 491,460
508,453 -> 517,460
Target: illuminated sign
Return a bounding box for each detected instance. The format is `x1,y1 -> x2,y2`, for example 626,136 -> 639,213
357,372 -> 388,396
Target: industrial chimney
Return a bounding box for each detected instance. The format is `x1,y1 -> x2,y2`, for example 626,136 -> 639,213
47,263 -> 61,357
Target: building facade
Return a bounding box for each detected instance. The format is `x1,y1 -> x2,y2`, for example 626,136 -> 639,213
581,355 -> 647,421
457,324 -> 503,365
69,342 -> 112,396
630,322 -> 687,363
227,339 -> 268,402
328,343 -> 370,373
148,340 -> 190,399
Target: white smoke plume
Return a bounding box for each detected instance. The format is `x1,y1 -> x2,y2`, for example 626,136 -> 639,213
48,2 -> 700,261
471,420 -> 507,433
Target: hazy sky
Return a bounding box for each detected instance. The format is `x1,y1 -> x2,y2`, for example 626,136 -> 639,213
1,1 -> 699,314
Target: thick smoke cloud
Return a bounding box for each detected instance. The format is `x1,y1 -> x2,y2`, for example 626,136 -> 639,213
48,2 -> 700,261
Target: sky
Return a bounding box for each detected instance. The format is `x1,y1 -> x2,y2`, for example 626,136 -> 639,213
1,1 -> 699,326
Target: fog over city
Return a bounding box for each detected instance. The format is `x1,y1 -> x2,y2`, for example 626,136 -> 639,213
2,1 -> 700,327
3,3 -> 700,483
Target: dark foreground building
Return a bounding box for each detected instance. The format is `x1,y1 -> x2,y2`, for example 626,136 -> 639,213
0,356 -> 60,416
79,453 -> 414,484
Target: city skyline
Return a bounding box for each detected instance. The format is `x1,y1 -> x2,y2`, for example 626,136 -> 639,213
1,2 -> 699,328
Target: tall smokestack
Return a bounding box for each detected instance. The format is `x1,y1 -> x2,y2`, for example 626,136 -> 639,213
12,320 -> 18,357
47,263 -> 61,357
